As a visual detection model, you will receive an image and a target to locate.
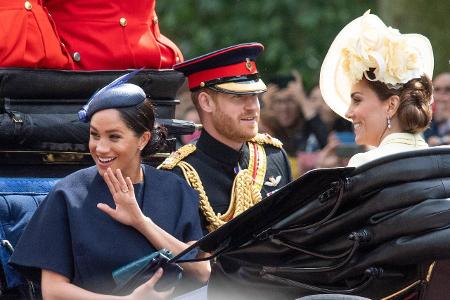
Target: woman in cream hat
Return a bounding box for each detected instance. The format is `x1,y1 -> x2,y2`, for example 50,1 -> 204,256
320,10 -> 434,167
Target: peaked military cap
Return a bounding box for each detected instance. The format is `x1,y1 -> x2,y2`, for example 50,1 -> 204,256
174,42 -> 267,95
78,69 -> 146,122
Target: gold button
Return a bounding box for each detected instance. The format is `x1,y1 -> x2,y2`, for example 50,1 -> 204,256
153,16 -> 158,24
24,1 -> 32,10
119,17 -> 127,27
73,52 -> 81,62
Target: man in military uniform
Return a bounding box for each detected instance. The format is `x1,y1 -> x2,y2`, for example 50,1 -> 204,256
159,43 -> 292,299
159,42 -> 292,234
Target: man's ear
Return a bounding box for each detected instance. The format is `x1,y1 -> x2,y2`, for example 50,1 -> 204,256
198,91 -> 215,113
387,95 -> 400,117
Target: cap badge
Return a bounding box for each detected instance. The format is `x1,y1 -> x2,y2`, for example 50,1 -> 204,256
245,58 -> 253,71
264,175 -> 281,187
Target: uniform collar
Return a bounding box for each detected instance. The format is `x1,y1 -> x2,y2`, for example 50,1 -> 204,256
379,132 -> 428,147
196,130 -> 243,166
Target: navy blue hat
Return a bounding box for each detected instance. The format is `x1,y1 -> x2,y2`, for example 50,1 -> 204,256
78,70 -> 146,122
174,42 -> 267,95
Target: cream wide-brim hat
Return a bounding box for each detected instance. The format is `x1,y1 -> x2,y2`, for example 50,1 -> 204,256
319,12 -> 434,119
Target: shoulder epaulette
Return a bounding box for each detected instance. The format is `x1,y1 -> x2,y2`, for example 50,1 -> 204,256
249,133 -> 283,148
158,144 -> 197,170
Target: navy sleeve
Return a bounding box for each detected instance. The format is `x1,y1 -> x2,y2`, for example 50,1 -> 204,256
144,166 -> 203,244
176,180 -> 203,243
10,188 -> 74,283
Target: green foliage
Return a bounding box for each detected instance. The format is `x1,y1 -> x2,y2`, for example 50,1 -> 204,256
379,0 -> 450,78
157,0 -> 376,90
158,1 -> 449,88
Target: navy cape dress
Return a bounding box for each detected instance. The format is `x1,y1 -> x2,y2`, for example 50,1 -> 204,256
10,164 -> 202,294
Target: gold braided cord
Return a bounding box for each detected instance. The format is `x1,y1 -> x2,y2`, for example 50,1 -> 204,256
175,161 -> 263,232
157,144 -> 196,170
381,261 -> 436,300
228,169 -> 262,217
380,280 -> 420,300
425,261 -> 436,282
247,142 -> 266,192
176,161 -> 226,231
175,161 -> 225,231
250,133 -> 283,148
159,137 -> 272,232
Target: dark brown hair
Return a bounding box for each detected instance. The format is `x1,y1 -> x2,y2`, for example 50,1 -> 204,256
117,98 -> 167,156
364,73 -> 433,134
190,88 -> 221,116
190,89 -> 203,112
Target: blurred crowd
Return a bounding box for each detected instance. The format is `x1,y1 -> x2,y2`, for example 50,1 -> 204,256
258,70 -> 355,178
176,71 -> 450,178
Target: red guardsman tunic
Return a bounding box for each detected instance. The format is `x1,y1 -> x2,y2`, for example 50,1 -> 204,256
0,0 -> 73,69
0,0 -> 182,70
44,0 -> 183,70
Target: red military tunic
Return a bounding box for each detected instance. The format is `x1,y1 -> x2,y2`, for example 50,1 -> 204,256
0,0 -> 73,69
43,0 -> 183,70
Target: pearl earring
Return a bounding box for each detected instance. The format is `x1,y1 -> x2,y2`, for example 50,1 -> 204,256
387,116 -> 391,129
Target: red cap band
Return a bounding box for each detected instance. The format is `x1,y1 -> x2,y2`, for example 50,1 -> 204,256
187,61 -> 257,89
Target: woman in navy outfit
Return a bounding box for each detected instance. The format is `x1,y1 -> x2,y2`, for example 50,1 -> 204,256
10,72 -> 210,299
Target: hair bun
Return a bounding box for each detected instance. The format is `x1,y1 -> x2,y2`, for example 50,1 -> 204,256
397,75 -> 432,133
142,125 -> 168,156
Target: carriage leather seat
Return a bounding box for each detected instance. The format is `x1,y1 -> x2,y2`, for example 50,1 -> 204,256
0,177 -> 59,297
